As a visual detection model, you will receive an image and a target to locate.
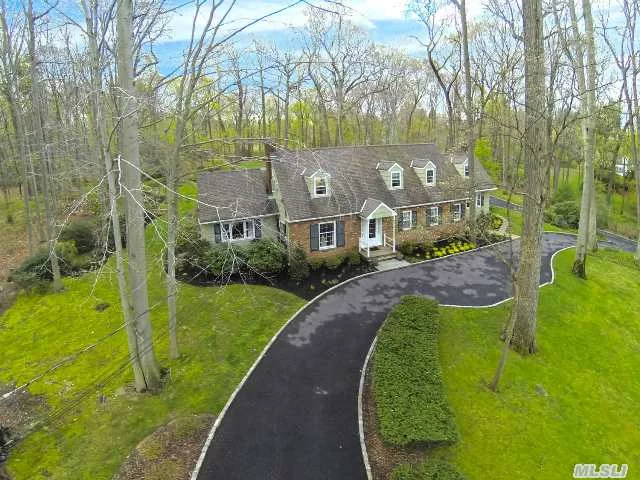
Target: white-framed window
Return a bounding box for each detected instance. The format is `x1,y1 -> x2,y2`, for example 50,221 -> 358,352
464,163 -> 469,177
314,175 -> 329,196
476,192 -> 484,207
401,210 -> 413,230
318,221 -> 336,249
453,203 -> 461,222
426,168 -> 435,186
221,220 -> 255,242
428,206 -> 440,226
390,170 -> 402,189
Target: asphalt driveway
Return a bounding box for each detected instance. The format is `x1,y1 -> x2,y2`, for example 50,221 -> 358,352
489,195 -> 637,253
194,232 -> 578,480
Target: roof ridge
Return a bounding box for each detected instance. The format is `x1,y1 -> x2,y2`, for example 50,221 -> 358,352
307,142 -> 437,152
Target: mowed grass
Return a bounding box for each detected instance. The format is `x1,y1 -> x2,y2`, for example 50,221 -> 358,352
433,248 -> 640,479
0,208 -> 304,479
490,205 -> 570,236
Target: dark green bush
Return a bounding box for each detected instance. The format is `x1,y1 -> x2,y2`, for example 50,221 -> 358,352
288,243 -> 310,281
544,201 -> 580,229
473,212 -> 493,238
373,296 -> 458,447
399,241 -> 417,256
245,239 -> 287,274
552,182 -> 575,204
9,241 -> 89,289
392,460 -> 466,480
174,224 -> 249,281
59,219 -> 97,254
324,254 -> 345,270
347,248 -> 362,266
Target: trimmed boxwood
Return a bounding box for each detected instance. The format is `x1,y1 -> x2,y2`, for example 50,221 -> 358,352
373,296 -> 458,447
392,459 -> 466,480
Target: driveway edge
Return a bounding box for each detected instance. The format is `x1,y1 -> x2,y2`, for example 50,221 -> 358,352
190,232 -> 579,479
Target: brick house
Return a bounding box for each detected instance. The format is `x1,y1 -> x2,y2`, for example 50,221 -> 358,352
197,144 -> 496,262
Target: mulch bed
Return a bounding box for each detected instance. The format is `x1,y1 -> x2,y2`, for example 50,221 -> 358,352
182,261 -> 377,301
115,414 -> 215,480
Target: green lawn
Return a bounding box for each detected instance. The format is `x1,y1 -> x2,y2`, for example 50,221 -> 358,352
490,205 -> 571,236
1,223 -> 304,479
385,248 -> 640,479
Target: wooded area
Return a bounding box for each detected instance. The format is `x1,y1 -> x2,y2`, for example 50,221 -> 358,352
0,0 -> 638,395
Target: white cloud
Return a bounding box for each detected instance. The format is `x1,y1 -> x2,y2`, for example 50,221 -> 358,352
161,0 -> 417,43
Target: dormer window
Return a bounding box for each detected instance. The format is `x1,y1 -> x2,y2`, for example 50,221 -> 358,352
307,169 -> 331,198
464,162 -> 469,177
391,171 -> 402,189
314,176 -> 328,196
426,168 -> 435,186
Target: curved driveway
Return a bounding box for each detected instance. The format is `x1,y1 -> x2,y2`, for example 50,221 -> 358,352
195,233 -> 577,480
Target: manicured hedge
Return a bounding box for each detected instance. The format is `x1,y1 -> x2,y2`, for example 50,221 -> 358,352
391,459 -> 466,480
373,296 -> 457,447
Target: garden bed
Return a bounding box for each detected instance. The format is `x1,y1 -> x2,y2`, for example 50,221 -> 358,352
177,254 -> 375,300
400,233 -> 507,264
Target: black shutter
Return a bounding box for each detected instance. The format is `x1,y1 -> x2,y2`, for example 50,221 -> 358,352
460,202 -> 466,217
411,210 -> 417,229
213,223 -> 222,243
398,214 -> 403,230
310,223 -> 320,251
336,221 -> 345,247
254,219 -> 262,238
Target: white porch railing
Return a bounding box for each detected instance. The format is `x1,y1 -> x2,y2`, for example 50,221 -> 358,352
384,233 -> 394,251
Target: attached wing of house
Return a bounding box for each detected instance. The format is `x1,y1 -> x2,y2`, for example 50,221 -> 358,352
197,143 -> 496,261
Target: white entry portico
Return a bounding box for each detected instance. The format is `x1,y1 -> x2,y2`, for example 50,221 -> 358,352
358,198 -> 396,258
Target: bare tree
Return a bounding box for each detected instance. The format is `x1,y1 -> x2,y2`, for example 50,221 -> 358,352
493,0 -> 548,369
116,0 -> 162,391
26,0 -> 63,292
411,0 -> 462,150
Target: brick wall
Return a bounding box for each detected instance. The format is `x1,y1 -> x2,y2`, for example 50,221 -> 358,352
392,202 -> 466,245
288,214 -> 361,258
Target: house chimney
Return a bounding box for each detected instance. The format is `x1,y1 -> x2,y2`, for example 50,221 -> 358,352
264,141 -> 274,195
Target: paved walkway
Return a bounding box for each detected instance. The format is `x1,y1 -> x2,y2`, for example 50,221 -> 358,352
374,258 -> 411,271
194,233 -> 577,480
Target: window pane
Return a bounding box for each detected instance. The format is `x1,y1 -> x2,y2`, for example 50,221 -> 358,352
315,177 -> 327,195
369,219 -> 376,238
426,170 -> 434,183
232,222 -> 244,239
319,222 -> 335,248
391,172 -> 401,187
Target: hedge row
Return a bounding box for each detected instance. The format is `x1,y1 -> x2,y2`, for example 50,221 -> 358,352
391,459 -> 465,480
373,296 -> 458,447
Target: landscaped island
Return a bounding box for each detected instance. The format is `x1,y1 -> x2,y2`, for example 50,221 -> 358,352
367,248 -> 640,479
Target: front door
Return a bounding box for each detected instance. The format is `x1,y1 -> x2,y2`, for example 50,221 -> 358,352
366,218 -> 382,247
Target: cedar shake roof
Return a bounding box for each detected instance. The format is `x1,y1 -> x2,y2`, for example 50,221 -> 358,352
197,169 -> 277,222
272,144 -> 495,222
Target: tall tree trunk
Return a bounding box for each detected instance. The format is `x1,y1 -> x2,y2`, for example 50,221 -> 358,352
27,0 -> 63,292
116,0 -> 162,392
0,4 -> 34,253
571,0 -> 597,277
508,0 -> 547,356
459,0 -> 476,233
81,0 -> 147,390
